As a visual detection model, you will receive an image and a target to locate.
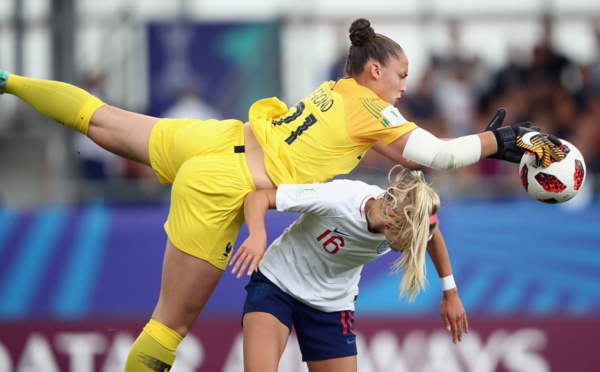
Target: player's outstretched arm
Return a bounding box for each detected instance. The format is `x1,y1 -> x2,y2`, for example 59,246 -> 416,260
230,189 -> 277,278
373,108 -> 560,171
370,141 -> 423,169
427,228 -> 468,344
372,110 -> 499,171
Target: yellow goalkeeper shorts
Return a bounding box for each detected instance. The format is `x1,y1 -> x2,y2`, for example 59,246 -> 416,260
149,118 -> 256,270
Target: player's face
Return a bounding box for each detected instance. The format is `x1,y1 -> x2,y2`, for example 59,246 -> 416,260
371,53 -> 409,106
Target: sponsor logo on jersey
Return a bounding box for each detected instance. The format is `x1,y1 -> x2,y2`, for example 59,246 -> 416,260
333,227 -> 350,236
346,338 -> 356,344
381,105 -> 406,127
377,241 -> 391,254
297,185 -> 319,200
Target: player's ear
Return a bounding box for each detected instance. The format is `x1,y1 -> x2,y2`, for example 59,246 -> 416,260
369,62 -> 381,79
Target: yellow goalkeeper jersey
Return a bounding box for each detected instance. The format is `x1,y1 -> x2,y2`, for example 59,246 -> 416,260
249,77 -> 418,185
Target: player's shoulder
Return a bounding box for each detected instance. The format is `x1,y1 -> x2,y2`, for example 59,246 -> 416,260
327,179 -> 384,197
333,79 -> 408,126
328,178 -> 368,187
331,78 -> 378,100
322,180 -> 384,217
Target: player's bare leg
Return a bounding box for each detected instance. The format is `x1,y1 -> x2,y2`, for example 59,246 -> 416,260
126,238 -> 224,371
153,239 -> 223,335
88,105 -> 158,166
0,70 -> 158,166
307,356 -> 357,372
243,312 -> 289,372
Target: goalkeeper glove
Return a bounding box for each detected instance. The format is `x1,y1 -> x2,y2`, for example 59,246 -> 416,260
516,132 -> 565,168
484,108 -> 564,167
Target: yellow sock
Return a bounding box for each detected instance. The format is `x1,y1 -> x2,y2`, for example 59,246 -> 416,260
126,319 -> 183,372
4,74 -> 105,136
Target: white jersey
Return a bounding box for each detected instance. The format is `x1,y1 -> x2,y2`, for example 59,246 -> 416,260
259,179 -> 393,312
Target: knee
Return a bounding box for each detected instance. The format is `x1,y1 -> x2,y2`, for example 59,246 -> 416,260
151,305 -> 201,338
171,321 -> 194,338
144,319 -> 184,348
151,315 -> 195,339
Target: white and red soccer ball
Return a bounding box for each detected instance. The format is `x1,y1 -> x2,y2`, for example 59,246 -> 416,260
519,139 -> 586,204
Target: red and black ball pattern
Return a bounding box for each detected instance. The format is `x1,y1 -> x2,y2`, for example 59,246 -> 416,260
520,164 -> 529,191
534,172 -> 567,194
574,159 -> 585,191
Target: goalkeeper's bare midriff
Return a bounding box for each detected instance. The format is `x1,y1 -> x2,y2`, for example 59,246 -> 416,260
243,122 -> 276,190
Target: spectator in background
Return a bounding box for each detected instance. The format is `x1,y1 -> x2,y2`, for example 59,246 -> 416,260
528,15 -> 574,87
399,61 -> 445,137
162,85 -> 222,120
72,73 -> 122,199
590,22 -> 600,93
433,65 -> 477,138
328,52 -> 347,82
431,22 -> 479,139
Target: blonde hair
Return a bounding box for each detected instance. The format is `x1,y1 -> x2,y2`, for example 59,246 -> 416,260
381,166 -> 440,302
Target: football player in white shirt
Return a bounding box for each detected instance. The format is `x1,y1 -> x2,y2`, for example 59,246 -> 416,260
230,167 -> 468,372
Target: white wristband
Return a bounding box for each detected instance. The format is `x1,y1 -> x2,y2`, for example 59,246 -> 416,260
440,275 -> 456,291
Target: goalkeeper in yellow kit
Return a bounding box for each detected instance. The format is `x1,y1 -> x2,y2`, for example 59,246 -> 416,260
0,17 -> 561,371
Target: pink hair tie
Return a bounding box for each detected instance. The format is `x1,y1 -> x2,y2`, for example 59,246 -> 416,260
429,214 -> 438,224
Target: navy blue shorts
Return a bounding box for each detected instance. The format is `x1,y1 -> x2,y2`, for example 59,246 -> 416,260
243,270 -> 357,362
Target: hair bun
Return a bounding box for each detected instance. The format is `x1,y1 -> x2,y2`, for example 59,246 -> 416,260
349,18 -> 375,46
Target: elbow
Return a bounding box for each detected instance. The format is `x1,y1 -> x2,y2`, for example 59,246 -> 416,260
420,149 -> 457,171
403,129 -> 481,171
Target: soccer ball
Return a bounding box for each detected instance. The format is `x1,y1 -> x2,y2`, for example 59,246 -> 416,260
519,139 -> 586,204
